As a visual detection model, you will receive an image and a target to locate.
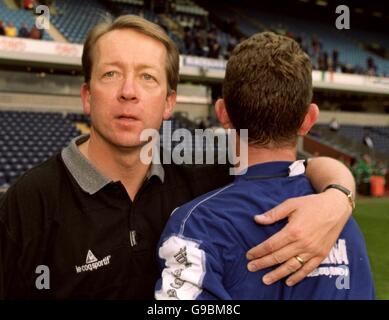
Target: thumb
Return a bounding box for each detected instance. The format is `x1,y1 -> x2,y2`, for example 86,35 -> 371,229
254,199 -> 296,225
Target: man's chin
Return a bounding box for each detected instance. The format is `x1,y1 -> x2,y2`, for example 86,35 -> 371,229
96,130 -> 152,151
114,139 -> 148,150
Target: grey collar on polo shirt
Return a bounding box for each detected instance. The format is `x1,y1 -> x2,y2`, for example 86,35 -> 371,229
61,134 -> 165,195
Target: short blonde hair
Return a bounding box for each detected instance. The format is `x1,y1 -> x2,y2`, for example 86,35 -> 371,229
82,15 -> 179,93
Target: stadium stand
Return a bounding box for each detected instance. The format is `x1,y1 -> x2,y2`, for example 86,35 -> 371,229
0,110 -> 80,187
197,1 -> 389,75
0,0 -> 51,40
0,0 -> 388,194
2,0 -> 388,74
176,13 -> 237,59
308,122 -> 389,173
149,0 -> 238,58
50,0 -> 112,44
338,125 -> 389,155
0,109 -> 217,188
243,11 -> 389,76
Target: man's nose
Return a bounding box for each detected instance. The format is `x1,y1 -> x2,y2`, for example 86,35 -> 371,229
118,76 -> 138,102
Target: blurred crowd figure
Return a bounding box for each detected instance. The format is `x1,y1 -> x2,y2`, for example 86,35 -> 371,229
309,119 -> 387,196
329,153 -> 387,197
20,0 -> 53,10
363,132 -> 374,150
22,0 -> 35,10
0,0 -> 51,40
0,21 -> 17,37
329,117 -> 340,132
366,56 -> 378,76
180,15 -> 238,59
280,29 -> 386,77
0,20 -> 43,39
351,154 -> 387,196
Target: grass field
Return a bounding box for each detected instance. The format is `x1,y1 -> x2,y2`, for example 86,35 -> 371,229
354,197 -> 389,300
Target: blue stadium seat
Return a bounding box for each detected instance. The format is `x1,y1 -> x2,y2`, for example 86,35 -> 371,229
0,110 -> 87,186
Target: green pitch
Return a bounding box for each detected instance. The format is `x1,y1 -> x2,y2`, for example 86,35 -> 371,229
354,197 -> 389,300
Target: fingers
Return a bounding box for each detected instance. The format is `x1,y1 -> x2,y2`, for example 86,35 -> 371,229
246,224 -> 297,260
254,199 -> 297,225
285,257 -> 323,286
247,242 -> 303,272
261,254 -> 310,285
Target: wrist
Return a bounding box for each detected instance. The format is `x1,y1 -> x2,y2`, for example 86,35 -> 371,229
323,186 -> 354,217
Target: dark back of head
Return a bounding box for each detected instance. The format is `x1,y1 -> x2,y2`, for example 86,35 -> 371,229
223,32 -> 313,147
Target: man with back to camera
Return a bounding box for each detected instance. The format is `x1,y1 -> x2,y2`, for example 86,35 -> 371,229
156,32 -> 374,300
0,16 -> 357,299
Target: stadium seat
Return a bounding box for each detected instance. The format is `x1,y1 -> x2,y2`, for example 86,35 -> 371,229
0,110 -> 82,186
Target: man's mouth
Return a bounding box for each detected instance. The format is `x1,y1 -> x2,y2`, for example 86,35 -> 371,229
117,115 -> 139,121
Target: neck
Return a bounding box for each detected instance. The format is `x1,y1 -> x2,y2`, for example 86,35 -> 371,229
79,130 -> 150,199
247,144 -> 297,167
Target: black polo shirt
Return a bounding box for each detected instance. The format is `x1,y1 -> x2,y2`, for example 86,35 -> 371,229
0,135 -> 232,299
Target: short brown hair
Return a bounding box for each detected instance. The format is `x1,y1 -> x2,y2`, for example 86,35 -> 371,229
82,15 -> 179,93
223,32 -> 313,147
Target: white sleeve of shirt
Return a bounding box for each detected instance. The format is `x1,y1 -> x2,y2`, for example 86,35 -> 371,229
155,235 -> 206,300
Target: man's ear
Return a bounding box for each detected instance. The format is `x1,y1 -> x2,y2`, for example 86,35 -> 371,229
298,103 -> 319,136
215,99 -> 233,129
163,90 -> 177,120
80,83 -> 91,115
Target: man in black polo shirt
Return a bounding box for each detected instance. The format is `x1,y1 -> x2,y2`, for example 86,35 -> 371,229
0,15 -> 355,299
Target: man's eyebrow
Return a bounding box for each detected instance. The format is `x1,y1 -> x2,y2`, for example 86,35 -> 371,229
136,63 -> 161,71
101,61 -> 124,67
100,62 -> 161,72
